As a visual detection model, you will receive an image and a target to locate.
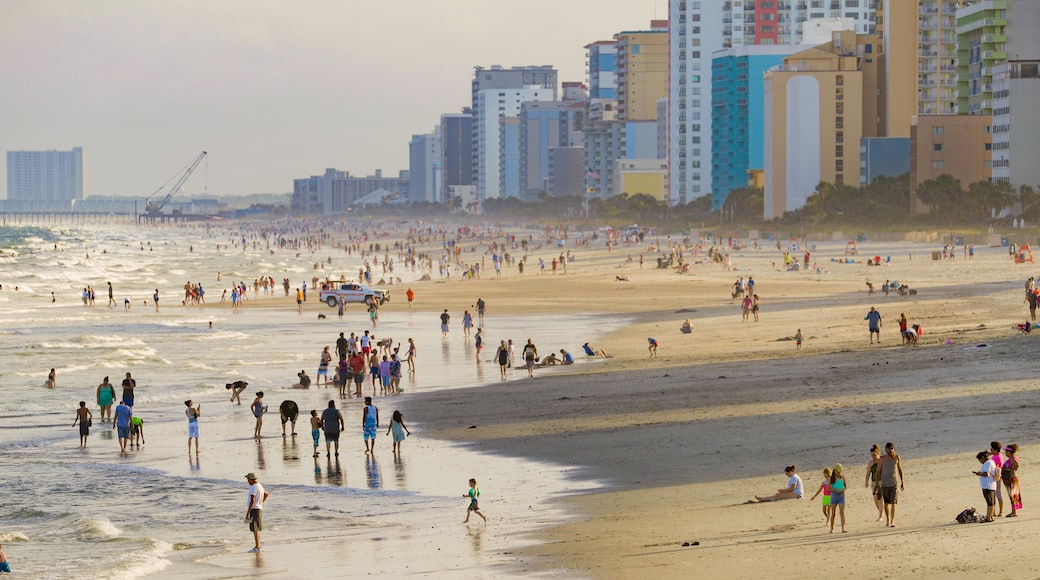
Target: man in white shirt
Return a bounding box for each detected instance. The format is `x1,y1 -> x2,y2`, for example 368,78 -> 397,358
244,473 -> 269,552
974,451 -> 998,522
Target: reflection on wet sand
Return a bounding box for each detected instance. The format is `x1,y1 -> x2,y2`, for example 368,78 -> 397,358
365,454 -> 382,489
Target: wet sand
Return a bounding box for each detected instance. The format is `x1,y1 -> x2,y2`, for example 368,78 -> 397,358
175,231 -> 1040,577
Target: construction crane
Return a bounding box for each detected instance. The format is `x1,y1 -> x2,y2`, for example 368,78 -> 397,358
144,151 -> 208,215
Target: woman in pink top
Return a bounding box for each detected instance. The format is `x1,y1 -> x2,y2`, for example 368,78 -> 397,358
991,441 -> 1006,516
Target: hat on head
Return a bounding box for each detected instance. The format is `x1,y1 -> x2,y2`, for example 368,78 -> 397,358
833,463 -> 844,474
245,472 -> 257,480
1004,445 -> 1015,452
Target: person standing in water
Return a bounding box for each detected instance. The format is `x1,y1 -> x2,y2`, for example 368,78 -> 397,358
362,397 -> 379,453
73,401 -> 92,448
185,400 -> 201,455
251,392 -> 268,439
96,376 -> 116,421
121,372 -> 136,408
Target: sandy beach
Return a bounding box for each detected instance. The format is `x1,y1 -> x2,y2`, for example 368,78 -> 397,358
5,221 -> 1038,579
370,231 -> 1040,578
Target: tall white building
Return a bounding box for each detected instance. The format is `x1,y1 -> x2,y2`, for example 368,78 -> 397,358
669,0 -> 877,205
6,147 -> 83,202
475,86 -> 553,199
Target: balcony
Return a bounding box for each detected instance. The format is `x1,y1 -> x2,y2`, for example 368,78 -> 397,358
982,34 -> 1007,43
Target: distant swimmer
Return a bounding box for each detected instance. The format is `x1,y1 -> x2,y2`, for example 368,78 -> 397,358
43,368 -> 56,389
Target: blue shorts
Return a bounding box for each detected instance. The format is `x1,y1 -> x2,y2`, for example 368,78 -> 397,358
382,375 -> 391,387
830,492 -> 845,505
312,429 -> 320,447
317,369 -> 328,376
363,425 -> 377,440
0,561 -> 10,572
117,426 -> 130,439
188,422 -> 199,438
124,396 -> 135,407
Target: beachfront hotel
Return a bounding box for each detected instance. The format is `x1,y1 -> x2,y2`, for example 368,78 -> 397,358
762,30 -> 882,219
668,1 -> 878,206
6,147 -> 84,204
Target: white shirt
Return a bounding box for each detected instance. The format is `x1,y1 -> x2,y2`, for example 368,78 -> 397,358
788,474 -> 804,497
248,482 -> 266,510
979,459 -> 997,491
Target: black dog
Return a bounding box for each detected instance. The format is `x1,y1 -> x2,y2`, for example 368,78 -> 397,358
317,314 -> 327,319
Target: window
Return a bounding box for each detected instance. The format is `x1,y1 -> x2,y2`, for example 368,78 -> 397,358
835,160 -> 844,172
836,145 -> 844,158
835,102 -> 844,114
631,45 -> 641,54
932,126 -> 944,135
932,161 -> 944,169
933,143 -> 943,152
985,143 -> 992,151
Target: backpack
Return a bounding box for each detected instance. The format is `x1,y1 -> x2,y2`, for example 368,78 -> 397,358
955,507 -> 982,524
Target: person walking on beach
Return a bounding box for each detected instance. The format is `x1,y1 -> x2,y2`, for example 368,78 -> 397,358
309,410 -> 323,457
386,410 -> 411,455
973,450 -> 999,522
406,287 -> 414,308
279,400 -> 299,436
107,282 -> 116,307
794,329 -> 803,350
523,339 -> 538,378
476,298 -> 486,326
879,442 -> 904,527
350,351 -> 366,397
462,310 -> 473,337
741,294 -> 752,322
865,444 -> 884,521
400,338 -> 413,373
121,372 -> 136,408
185,400 -> 201,455
474,328 -> 484,362
989,441 -> 1006,516
751,294 -> 760,322
244,473 -> 268,553
322,400 -> 344,457
296,287 -> 303,313
336,356 -> 350,398
809,467 -> 832,522
828,464 -> 847,533
463,478 -> 487,523
318,346 -> 332,387
362,397 -> 379,453
440,309 -> 450,336
496,340 -> 509,379
97,376 -> 116,421
113,399 -> 133,452
153,289 -> 160,311
1002,444 -> 1022,517
73,401 -> 92,448
865,307 -> 883,344
251,392 -> 268,439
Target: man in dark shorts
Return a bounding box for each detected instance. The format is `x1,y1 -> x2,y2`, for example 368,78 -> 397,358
865,306 -> 882,344
336,332 -> 348,360
244,473 -> 268,553
279,400 -> 299,436
349,351 -> 366,397
121,372 -> 137,408
321,400 -> 344,457
879,441 -> 905,527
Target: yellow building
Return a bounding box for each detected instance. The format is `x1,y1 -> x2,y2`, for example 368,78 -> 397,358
747,169 -> 765,190
615,21 -> 668,122
616,159 -> 668,201
910,115 -> 993,213
763,31 -> 881,219
881,0 -> 960,137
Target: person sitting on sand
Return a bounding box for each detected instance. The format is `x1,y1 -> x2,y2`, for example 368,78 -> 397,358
680,318 -> 693,334
559,349 -> 574,365
755,465 -> 803,502
582,342 -> 608,358
539,352 -> 559,366
293,370 -> 312,389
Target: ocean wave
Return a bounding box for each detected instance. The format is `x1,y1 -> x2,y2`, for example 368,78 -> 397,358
0,531 -> 29,542
103,538 -> 173,580
40,516 -> 122,541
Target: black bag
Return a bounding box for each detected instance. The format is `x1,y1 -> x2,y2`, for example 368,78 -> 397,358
1001,466 -> 1015,481
955,507 -> 982,524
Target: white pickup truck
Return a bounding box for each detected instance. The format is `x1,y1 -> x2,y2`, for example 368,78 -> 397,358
319,282 -> 389,307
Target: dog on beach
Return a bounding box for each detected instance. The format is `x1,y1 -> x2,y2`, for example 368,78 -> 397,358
317,314 -> 327,319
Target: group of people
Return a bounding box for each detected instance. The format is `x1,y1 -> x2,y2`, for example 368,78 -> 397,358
323,332 -> 413,399
755,442 -> 907,532
972,441 -> 1023,522
72,372 -> 142,451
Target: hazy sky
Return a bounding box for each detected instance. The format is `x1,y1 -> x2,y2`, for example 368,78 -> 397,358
0,0 -> 668,197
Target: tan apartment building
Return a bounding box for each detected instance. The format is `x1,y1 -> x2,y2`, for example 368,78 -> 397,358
881,0 -> 959,137
910,115 -> 993,213
615,21 -> 668,122
763,31 -> 881,220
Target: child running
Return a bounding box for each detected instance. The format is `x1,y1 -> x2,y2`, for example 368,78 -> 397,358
809,467 -> 832,522
463,478 -> 487,523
